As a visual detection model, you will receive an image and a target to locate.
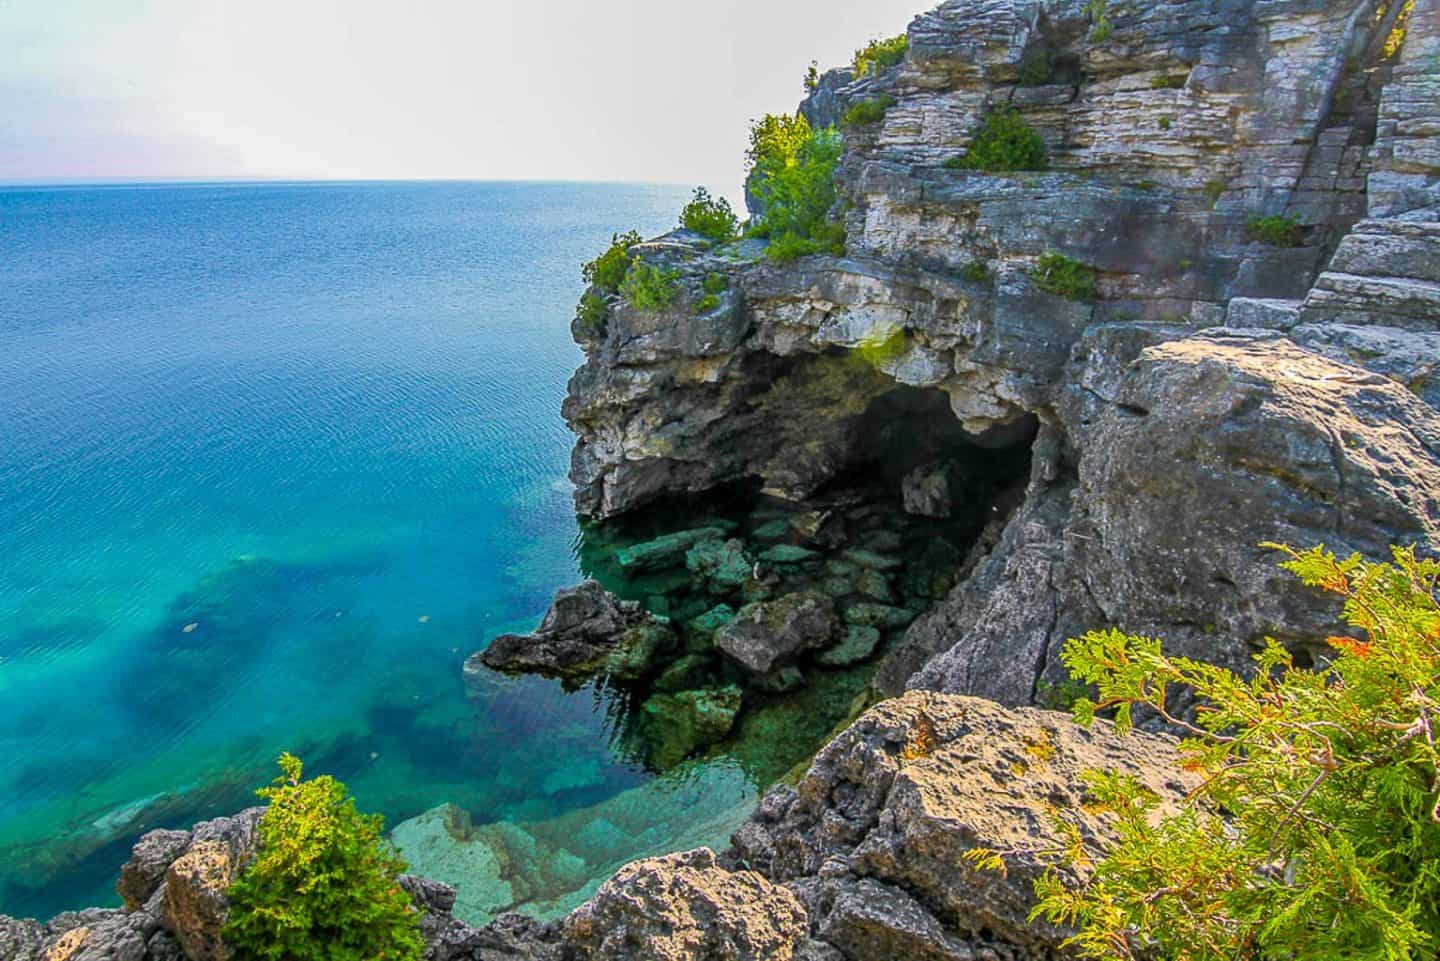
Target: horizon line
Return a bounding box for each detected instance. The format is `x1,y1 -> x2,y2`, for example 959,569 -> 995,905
0,175 -> 703,190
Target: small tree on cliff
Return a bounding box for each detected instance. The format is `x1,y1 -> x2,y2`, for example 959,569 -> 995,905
223,754 -> 423,961
970,544 -> 1440,960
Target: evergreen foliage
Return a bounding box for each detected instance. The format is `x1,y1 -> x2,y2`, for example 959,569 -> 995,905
842,96 -> 896,128
945,107 -> 1047,173
1247,215 -> 1305,247
745,114 -> 846,263
974,545 -> 1440,961
618,257 -> 681,311
852,35 -> 908,77
680,187 -> 739,244
582,230 -> 642,293
222,754 -> 423,961
1031,253 -> 1098,301
577,291 -> 608,337
960,260 -> 992,283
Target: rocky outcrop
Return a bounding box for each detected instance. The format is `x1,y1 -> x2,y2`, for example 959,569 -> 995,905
471,581 -> 675,687
560,0 -> 1440,710
560,848 -> 809,961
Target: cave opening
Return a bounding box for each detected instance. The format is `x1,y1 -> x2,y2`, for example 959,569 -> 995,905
569,383 -> 1038,774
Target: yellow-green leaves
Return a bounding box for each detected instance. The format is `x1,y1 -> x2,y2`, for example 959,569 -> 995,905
1025,545 -> 1440,960
222,756 -> 423,961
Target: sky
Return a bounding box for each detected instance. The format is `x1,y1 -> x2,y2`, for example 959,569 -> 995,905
1,0 -> 931,193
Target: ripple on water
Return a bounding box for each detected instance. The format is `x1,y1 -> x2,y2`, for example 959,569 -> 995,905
0,181 -> 713,919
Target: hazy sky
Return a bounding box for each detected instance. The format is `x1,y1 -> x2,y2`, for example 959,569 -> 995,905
2,0 -> 929,192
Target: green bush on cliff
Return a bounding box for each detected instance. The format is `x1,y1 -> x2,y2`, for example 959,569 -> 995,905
945,107 -> 1047,173
582,230 -> 642,293
745,113 -> 846,263
853,34 -> 908,77
1247,214 -> 1305,247
222,754 -> 423,961
1031,253 -> 1098,301
576,291 -> 608,337
618,257 -> 681,311
973,545 -> 1440,961
680,187 -> 738,244
842,95 -> 895,128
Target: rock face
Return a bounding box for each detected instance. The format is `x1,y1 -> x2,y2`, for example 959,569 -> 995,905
560,848 -> 810,961
561,0 -> 1440,708
473,581 -> 675,687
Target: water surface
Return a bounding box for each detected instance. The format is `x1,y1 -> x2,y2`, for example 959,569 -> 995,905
0,180 -> 706,917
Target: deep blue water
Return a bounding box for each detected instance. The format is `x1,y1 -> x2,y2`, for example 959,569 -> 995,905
0,181 -> 694,918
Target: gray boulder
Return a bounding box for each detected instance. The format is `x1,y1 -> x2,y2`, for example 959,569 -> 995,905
475,581 -> 675,686
715,592 -> 838,675
559,848 -> 808,961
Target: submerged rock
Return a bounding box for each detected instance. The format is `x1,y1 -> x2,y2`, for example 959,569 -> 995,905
715,593 -> 838,675
815,625 -> 882,667
758,544 -> 821,565
685,538 -> 753,595
684,604 -> 736,653
476,581 -> 674,686
641,686 -> 744,769
617,527 -> 729,573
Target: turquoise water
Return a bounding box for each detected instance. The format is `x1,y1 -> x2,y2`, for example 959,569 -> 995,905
0,181 -> 699,918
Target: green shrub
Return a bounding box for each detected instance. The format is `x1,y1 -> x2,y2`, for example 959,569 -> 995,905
842,95 -> 895,128
764,222 -> 847,263
1203,178 -> 1228,207
696,273 -> 727,313
1085,0 -> 1113,41
582,230 -> 641,293
746,114 -> 846,261
1151,74 -> 1187,89
984,545 -> 1440,961
577,291 -> 608,338
1248,214 -> 1305,247
680,187 -> 738,244
804,61 -> 820,94
222,754 -> 423,961
1158,114 -> 1173,130
853,35 -> 907,77
618,257 -> 681,311
946,107 -> 1047,173
1031,253 -> 1099,301
960,260 -> 992,283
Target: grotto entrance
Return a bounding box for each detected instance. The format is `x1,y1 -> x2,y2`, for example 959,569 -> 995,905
568,386 -> 1038,773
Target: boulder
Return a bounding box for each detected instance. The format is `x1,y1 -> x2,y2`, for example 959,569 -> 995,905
686,538 -> 754,594
732,691 -> 1195,956
684,604 -> 736,653
617,527 -> 730,573
559,848 -> 808,961
815,625 -> 882,667
715,593 -> 838,675
641,686 -> 744,769
117,829 -> 190,910
476,581 -> 675,685
901,464 -> 951,518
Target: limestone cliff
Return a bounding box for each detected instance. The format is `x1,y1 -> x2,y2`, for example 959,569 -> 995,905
564,0 -> 1440,709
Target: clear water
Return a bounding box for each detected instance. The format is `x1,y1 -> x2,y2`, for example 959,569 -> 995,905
0,181 -> 704,918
